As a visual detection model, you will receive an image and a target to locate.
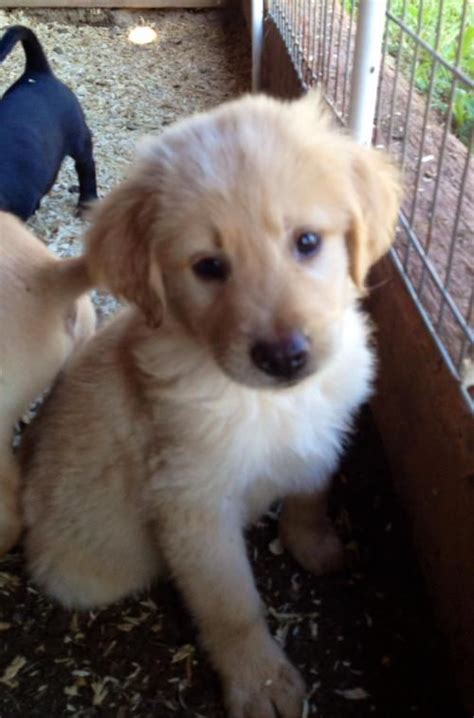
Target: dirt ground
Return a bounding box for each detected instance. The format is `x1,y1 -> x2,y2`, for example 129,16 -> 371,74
0,6 -> 467,718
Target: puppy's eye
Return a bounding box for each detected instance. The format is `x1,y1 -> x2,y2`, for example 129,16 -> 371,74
192,256 -> 230,282
295,232 -> 322,258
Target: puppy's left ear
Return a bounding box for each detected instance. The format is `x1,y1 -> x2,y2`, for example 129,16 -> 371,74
85,172 -> 165,327
346,145 -> 401,291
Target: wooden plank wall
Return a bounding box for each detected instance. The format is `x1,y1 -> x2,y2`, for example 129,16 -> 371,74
260,14 -> 474,713
368,257 -> 474,709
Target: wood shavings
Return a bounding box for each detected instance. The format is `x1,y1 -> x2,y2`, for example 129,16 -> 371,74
0,572 -> 20,589
268,537 -> 284,555
171,644 -> 196,664
310,620 -> 318,639
64,683 -> 80,698
268,607 -> 319,622
116,622 -> 135,632
91,676 -> 118,706
0,656 -> 27,688
334,687 -> 370,700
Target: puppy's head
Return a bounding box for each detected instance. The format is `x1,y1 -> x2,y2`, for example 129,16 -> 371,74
86,92 -> 400,389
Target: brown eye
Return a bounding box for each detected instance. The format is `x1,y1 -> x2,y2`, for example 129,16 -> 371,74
192,256 -> 230,282
295,232 -> 322,258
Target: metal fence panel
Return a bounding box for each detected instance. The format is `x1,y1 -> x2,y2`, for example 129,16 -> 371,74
268,0 -> 473,406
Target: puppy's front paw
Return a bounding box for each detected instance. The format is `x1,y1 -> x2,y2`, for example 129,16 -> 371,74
76,199 -> 97,220
222,632 -> 305,718
280,516 -> 344,576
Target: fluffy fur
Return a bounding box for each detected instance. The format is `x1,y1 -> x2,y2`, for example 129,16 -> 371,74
21,93 -> 400,718
0,212 -> 95,555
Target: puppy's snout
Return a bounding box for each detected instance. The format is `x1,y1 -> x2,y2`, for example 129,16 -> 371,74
250,331 -> 310,381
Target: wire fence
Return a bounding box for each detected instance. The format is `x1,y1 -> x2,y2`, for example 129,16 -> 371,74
268,0 -> 473,405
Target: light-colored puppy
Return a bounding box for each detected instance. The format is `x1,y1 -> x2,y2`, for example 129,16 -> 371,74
0,212 -> 95,555
21,93 -> 400,718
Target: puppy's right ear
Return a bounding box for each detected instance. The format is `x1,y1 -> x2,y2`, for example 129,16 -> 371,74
85,176 -> 165,327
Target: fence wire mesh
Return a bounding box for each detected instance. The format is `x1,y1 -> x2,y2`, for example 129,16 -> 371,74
268,0 -> 473,404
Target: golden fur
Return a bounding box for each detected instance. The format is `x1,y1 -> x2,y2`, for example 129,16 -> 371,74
21,93 -> 400,718
0,212 -> 95,555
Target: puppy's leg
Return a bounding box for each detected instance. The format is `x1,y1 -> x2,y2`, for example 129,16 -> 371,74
279,491 -> 344,575
157,500 -> 305,718
0,442 -> 22,556
73,133 -> 98,212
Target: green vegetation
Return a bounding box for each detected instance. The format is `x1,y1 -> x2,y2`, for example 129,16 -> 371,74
344,0 -> 474,144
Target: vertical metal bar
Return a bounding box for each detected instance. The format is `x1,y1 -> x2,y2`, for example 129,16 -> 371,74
284,0 -> 291,50
418,0 -> 469,292
398,0 -> 422,270
316,0 -> 324,82
251,0 -> 264,92
374,1 -> 389,146
341,0 -> 356,118
302,0 -> 310,84
289,0 -> 295,62
320,0 -> 329,86
306,0 -> 311,78
309,0 -> 319,83
305,0 -> 312,80
386,0 -> 407,150
295,0 -> 301,65
408,0 -> 445,230
294,0 -> 301,72
457,285 -> 474,370
288,0 -> 293,58
399,0 -> 423,172
326,0 -> 337,91
435,126 -> 472,334
333,0 -> 345,107
349,0 -> 389,145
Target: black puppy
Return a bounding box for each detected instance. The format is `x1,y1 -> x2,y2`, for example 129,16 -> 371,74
0,25 -> 97,220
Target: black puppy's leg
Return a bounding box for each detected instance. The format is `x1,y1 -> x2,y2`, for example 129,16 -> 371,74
75,157 -> 97,211
73,134 -> 98,214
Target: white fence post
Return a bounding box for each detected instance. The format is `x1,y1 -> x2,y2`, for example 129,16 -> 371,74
348,0 -> 388,145
251,0 -> 264,92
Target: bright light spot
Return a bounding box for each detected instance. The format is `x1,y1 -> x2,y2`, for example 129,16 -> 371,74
128,26 -> 157,45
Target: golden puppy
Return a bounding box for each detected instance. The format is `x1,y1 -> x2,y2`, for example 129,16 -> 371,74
21,93 -> 400,718
0,212 -> 95,555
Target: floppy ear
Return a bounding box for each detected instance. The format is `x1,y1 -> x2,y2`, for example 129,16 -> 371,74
85,175 -> 165,327
346,145 -> 401,291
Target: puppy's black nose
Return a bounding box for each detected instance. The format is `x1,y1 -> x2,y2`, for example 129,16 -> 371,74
250,332 -> 310,380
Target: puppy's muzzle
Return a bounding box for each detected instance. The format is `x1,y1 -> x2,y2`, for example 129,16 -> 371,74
250,331 -> 310,381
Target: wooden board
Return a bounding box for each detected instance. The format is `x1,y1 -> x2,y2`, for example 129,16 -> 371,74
368,257 -> 474,712
1,0 -> 226,8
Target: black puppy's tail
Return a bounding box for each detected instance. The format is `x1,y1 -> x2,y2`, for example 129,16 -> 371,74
0,25 -> 51,74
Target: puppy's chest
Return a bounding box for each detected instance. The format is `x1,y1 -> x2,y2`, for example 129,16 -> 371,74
151,383 -> 347,498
